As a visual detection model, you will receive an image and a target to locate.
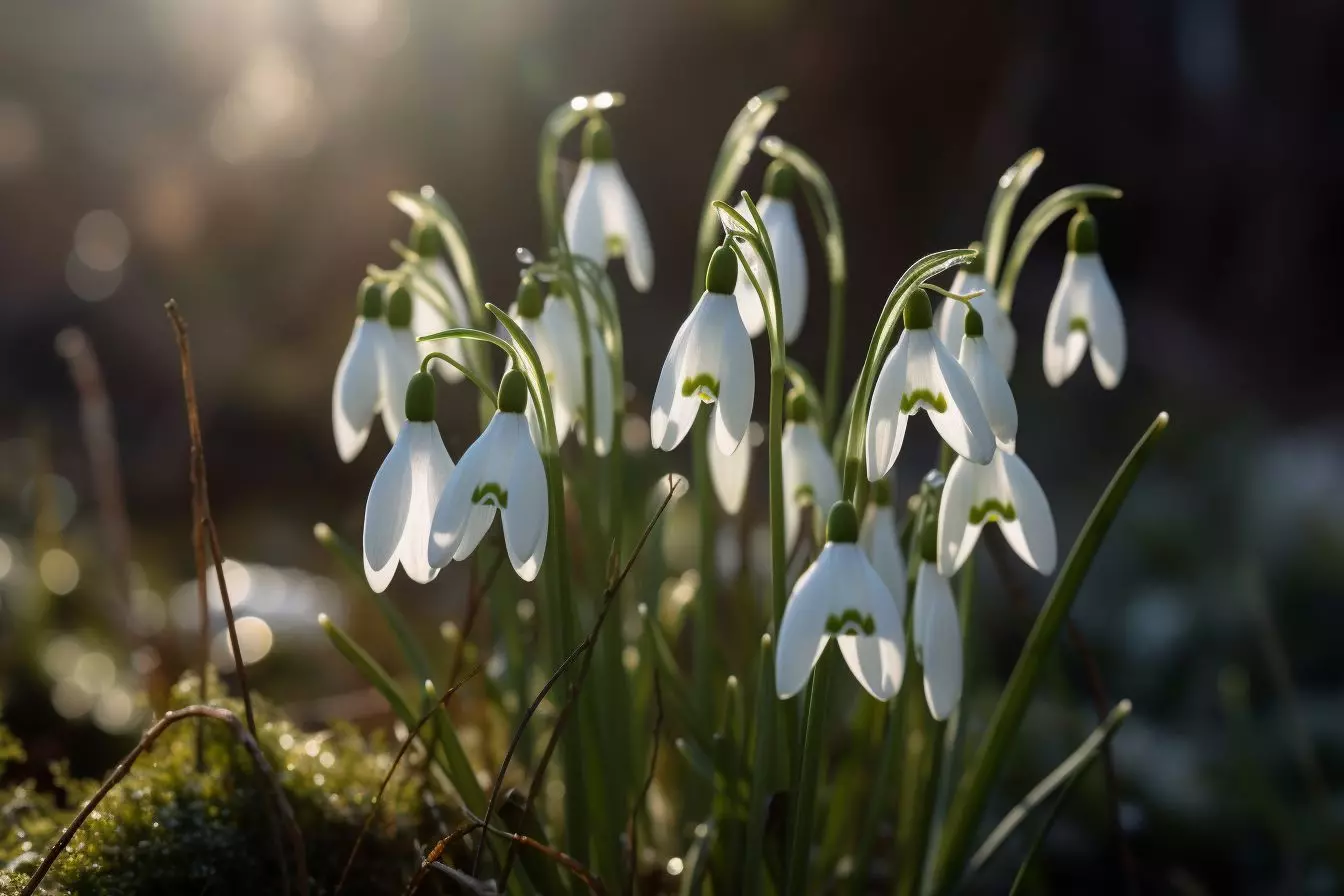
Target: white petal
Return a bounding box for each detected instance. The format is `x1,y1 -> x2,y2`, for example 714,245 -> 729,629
584,327 -> 616,456
775,543 -> 844,698
921,331 -> 996,464
499,414 -> 549,581
333,319 -> 383,462
428,413 -> 504,567
938,272 -> 1017,375
861,504 -> 907,619
936,455 -> 985,577
865,330 -> 913,481
997,450 -> 1057,575
363,429 -> 414,592
397,423 -> 455,584
731,228 -> 771,339
649,304 -> 701,451
563,159 -> 606,268
596,161 -> 653,292
914,564 -> 963,721
761,198 -> 809,345
425,257 -> 471,325
783,422 -> 840,549
1043,253 -> 1090,387
708,436 -> 751,515
1074,253 -> 1126,389
836,555 -> 906,700
700,294 -> 754,455
408,277 -> 464,384
378,327 -> 421,444
958,334 -> 1018,451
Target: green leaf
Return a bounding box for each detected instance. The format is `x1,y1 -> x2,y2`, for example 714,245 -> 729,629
388,187 -> 488,326
692,88 -> 788,304
981,148 -> 1045,286
312,522 -> 436,692
679,819 -> 718,896
927,412 -> 1169,894
968,700 -> 1133,883
995,183 -> 1123,312
743,634 -> 777,896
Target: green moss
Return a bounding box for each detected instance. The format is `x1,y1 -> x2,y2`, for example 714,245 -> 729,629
0,671 -> 458,895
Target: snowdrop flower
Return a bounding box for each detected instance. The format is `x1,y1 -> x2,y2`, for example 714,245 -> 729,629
708,422 -> 760,515
937,447 -> 1056,578
332,280 -> 420,461
650,245 -> 754,455
733,161 -> 808,344
913,538 -> 963,721
935,244 -> 1016,374
776,501 -> 906,701
406,222 -> 473,384
860,477 -> 907,619
956,309 -> 1018,451
508,276 -> 582,445
782,392 -> 841,551
1043,211 -> 1126,389
563,117 -> 653,292
362,372 -> 455,592
866,287 -> 995,481
428,370 -> 548,581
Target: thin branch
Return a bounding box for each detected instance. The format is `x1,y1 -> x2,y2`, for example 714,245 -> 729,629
405,822 -> 482,896
21,705 -> 307,896
334,666 -> 483,896
465,808 -> 607,895
626,673 -> 664,896
982,528 -> 1137,893
471,477 -> 679,882
203,514 -> 257,738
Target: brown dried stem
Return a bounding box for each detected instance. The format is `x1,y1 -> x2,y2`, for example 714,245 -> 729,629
626,672 -> 664,896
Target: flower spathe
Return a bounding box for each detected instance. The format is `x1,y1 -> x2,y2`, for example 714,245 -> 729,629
860,479 -> 907,620
649,245 -> 754,455
936,264 -> 1016,374
937,447 -> 1056,577
362,373 -> 455,592
776,501 -> 906,701
913,561 -> 963,720
1043,212 -> 1126,389
563,118 -> 653,292
428,370 -> 548,580
333,280 -> 420,462
733,162 -> 808,344
781,397 -> 841,551
866,288 -> 996,481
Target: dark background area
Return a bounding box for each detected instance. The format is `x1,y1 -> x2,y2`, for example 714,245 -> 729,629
3,1 -> 1343,892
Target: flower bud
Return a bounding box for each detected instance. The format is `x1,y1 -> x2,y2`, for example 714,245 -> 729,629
386,286 -> 413,328
705,244 -> 739,294
902,287 -> 934,330
404,371 -> 436,423
516,276 -> 544,319
498,369 -> 529,414
358,278 -> 384,319
825,500 -> 859,544
964,308 -> 984,338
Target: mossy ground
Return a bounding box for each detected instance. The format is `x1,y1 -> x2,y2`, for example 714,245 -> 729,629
0,674 -> 463,895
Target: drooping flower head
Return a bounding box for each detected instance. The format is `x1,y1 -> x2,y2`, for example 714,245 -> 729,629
866,287 -> 996,481
776,500 -> 907,701
428,369 -> 549,581
1043,210 -> 1126,389
912,509 -> 963,720
650,245 -> 754,454
734,161 -> 808,344
362,371 -> 455,592
332,279 -> 420,462
936,242 -> 1017,374
708,422 -> 758,515
957,309 -> 1018,452
937,448 -> 1056,578
509,275 -> 582,446
782,391 -> 841,552
563,117 -> 653,292
406,222 -> 473,384
860,476 -> 908,620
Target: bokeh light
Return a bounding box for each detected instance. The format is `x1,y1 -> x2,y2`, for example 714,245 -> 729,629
38,548 -> 81,595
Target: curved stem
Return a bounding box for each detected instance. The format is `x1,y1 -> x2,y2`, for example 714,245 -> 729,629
996,184 -> 1123,312
981,148 -> 1045,286
420,352 -> 498,406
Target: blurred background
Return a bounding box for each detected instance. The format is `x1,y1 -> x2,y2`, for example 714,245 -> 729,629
2,0 -> 1343,892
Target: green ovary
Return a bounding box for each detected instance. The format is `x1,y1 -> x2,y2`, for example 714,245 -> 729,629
1068,316 -> 1090,334
793,484 -> 815,506
681,372 -> 720,403
900,389 -> 948,414
472,482 -> 509,509
825,608 -> 876,636
969,498 -> 1016,525
606,234 -> 625,257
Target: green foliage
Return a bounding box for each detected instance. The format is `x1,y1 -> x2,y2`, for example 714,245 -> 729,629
0,672 -> 459,895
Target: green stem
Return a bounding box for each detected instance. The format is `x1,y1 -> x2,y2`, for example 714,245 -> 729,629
786,651 -> 832,895
420,352 -> 497,405
980,148 -> 1045,286
995,184 -> 1122,312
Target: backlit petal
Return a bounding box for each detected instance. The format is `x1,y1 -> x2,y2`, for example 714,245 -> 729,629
596,162 -> 653,292
398,423 -> 455,584
997,450 -> 1057,575
861,504 -> 908,618
865,330 -> 913,481
564,159 -> 606,268
500,414 -> 549,581
363,429 -> 413,592
1075,253 -> 1126,389
333,319 -> 383,462
936,455 -> 984,577
924,331 -> 995,464
708,436 -> 751,515
958,334 -> 1018,451
1043,253 -> 1089,387
914,564 -> 963,720
378,327 -> 420,444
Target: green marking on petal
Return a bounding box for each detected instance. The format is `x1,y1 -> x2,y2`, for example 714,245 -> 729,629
900,389 -> 949,414
825,608 -> 876,637
793,484 -> 816,506
681,373 -> 720,402
1068,316 -> 1090,334
606,234 -> 625,257
969,498 -> 1016,525
471,482 -> 509,509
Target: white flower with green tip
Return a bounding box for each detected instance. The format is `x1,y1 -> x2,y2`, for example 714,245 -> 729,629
332,280 -> 421,462
913,558 -> 963,721
1043,211 -> 1126,389
936,244 -> 1016,374
956,308 -> 1018,452
733,161 -> 808,344
428,370 -> 549,581
860,477 -> 907,620
406,222 -> 473,384
866,287 -> 996,481
650,245 -> 754,455
563,117 -> 653,292
937,447 -> 1056,578
362,372 -> 455,592
776,501 -> 907,701
708,423 -> 755,515
781,393 -> 841,551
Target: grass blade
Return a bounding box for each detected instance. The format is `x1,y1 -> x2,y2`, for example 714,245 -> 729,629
981,148 -> 1045,285
927,412 -> 1168,893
